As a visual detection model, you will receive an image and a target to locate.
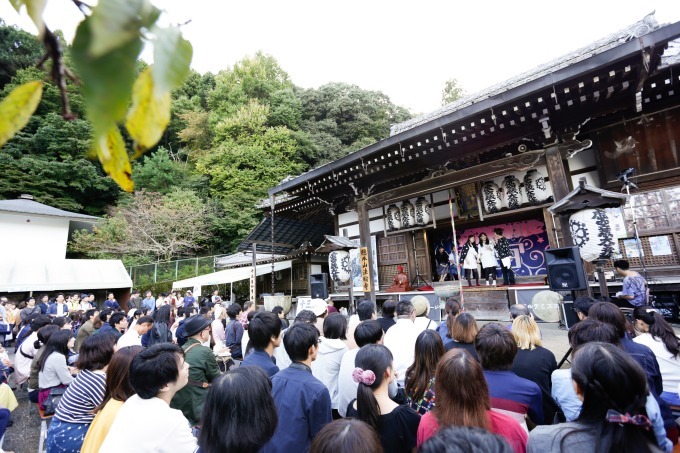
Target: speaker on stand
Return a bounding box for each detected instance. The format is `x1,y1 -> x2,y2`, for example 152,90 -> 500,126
310,273 -> 329,299
545,247 -> 588,291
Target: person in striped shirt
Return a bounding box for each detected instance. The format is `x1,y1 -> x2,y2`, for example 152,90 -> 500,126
45,333 -> 116,453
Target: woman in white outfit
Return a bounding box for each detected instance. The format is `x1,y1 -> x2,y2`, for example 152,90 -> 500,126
459,236 -> 480,286
478,232 -> 499,286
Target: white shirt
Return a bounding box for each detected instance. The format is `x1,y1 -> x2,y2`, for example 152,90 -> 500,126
462,246 -> 479,270
414,316 -> 437,335
117,329 -> 142,348
634,332 -> 680,394
478,243 -> 498,268
346,314 -> 361,350
99,395 -> 197,453
383,318 -> 419,386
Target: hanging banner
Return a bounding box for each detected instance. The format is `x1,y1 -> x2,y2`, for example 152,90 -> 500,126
250,267 -> 256,303
360,247 -> 372,293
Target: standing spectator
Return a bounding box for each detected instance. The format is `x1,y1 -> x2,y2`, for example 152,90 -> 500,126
493,228 -> 515,286
14,314 -> 53,386
263,323 -> 332,453
183,290 -> 196,309
74,309 -> 99,353
156,292 -> 168,309
478,232 -> 498,286
38,294 -> 50,314
210,290 -> 222,305
459,235 -> 480,287
420,426 -> 514,453
273,310 -> 317,372
416,349 -> 528,453
528,343 -> 661,452
46,334 -> 116,452
633,308 -> 680,406
199,367 -> 278,453
103,293 -> 120,311
170,316 -> 221,426
99,344 -> 197,452
338,320 -> 398,418
107,312 -> 128,341
81,346 -> 144,452
475,323 -> 543,429
347,300 -> 375,349
239,301 -> 255,329
613,259 -> 648,308
445,313 -> 480,361
47,293 -> 69,318
311,419 -> 382,453
128,290 -> 142,311
38,330 -> 75,409
406,330 -> 444,415
272,306 -> 288,329
412,297 -> 438,333
225,304 -> 244,359
573,296 -> 596,321
175,306 -> 196,347
143,305 -> 173,347
312,312 -> 349,417
142,291 -> 156,313
378,300 -> 397,333
510,315 -> 559,424
97,309 -> 114,336
384,300 -> 419,386
242,311 -> 282,378
117,316 -> 154,348
20,297 -> 41,325
346,344 -> 421,453
436,298 -> 461,347
211,308 -> 227,348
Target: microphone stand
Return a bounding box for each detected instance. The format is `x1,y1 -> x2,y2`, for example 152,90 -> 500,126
621,177 -> 649,282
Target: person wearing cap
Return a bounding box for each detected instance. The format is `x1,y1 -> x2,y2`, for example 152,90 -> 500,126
307,299 -> 328,336
183,290 -> 196,309
411,296 -> 438,334
170,315 -> 222,426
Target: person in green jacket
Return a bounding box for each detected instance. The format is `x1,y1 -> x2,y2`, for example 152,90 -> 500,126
170,315 -> 222,426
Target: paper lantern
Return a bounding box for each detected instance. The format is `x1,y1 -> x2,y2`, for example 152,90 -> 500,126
501,175 -> 524,209
386,204 -> 401,231
569,208 -> 618,262
524,169 -> 550,204
415,197 -> 431,226
482,181 -> 502,213
328,250 -> 351,282
401,200 -> 415,228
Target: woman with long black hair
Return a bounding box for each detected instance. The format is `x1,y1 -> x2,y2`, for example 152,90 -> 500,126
37,329 -> 74,409
346,344 -> 420,453
459,235 -> 480,287
528,342 -> 661,452
405,330 -> 445,415
478,232 -> 498,286
143,305 -> 173,347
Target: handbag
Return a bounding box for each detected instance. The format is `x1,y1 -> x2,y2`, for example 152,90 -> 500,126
43,387 -> 67,416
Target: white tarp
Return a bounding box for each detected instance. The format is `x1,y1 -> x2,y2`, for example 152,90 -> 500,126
0,259 -> 133,293
172,260 -> 293,290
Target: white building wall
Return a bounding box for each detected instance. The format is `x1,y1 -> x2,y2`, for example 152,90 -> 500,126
0,213 -> 70,260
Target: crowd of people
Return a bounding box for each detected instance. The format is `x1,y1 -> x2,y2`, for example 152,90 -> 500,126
0,280 -> 676,452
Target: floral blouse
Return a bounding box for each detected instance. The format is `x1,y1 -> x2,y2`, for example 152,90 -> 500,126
494,236 -> 512,259
406,377 -> 436,415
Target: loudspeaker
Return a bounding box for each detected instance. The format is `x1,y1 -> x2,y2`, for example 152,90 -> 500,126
560,294 -> 581,330
545,246 -> 587,291
310,273 -> 329,299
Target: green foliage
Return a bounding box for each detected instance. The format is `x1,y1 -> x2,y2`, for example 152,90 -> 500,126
0,19 -> 43,89
441,78 -> 465,105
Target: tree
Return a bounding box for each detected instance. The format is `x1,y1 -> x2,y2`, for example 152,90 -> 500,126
71,189 -> 211,262
0,19 -> 43,89
441,78 -> 465,105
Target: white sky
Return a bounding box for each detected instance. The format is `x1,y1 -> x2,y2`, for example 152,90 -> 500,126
2,0 -> 680,114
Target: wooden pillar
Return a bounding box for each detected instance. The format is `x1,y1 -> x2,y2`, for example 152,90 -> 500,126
357,199 -> 377,305
545,144 -> 573,247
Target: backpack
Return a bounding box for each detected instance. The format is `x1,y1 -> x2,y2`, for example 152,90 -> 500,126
147,322 -> 172,347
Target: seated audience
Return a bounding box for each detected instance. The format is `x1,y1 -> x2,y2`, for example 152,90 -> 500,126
416,349 -> 527,452
46,334 -> 116,452
507,304 -> 531,330
436,298 -> 462,348
475,323 -> 543,429
199,367 -> 277,453
27,325 -> 60,403
74,309 -> 98,352
510,315 -> 559,423
263,323 -> 331,453
346,344 -> 420,453
383,300 -> 419,386
378,300 -> 397,333
405,330 -> 444,415
117,315 -> 153,348
81,346 -> 144,453
633,307 -> 680,406
38,330 -> 75,409
419,426 -> 514,453
412,297 -> 438,333
241,311 -> 282,378
445,312 -> 480,361
211,307 -> 227,349
272,305 -> 288,329
312,312 -> 349,417
143,305 -> 173,347
99,343 -> 197,452
311,418 -> 382,453
528,343 -> 663,452
14,314 -> 52,385
106,312 -> 128,340
573,296 -> 596,321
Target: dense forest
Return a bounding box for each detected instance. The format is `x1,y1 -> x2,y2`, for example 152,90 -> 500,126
0,19 -> 412,265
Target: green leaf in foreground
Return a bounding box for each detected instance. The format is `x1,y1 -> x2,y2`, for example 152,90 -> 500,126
0,80 -> 43,148
88,0 -> 160,57
152,26 -> 193,93
71,15 -> 143,135
125,66 -> 171,156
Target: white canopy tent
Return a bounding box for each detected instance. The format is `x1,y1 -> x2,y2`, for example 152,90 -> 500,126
0,259 -> 132,293
172,260 -> 293,290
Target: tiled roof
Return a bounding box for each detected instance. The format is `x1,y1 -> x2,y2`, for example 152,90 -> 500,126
0,198 -> 98,220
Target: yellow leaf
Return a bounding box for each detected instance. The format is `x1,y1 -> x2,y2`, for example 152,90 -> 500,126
125,66 -> 171,157
92,127 -> 134,192
0,80 -> 43,148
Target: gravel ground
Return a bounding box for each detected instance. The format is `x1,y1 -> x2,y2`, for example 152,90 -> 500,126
4,350 -> 42,453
